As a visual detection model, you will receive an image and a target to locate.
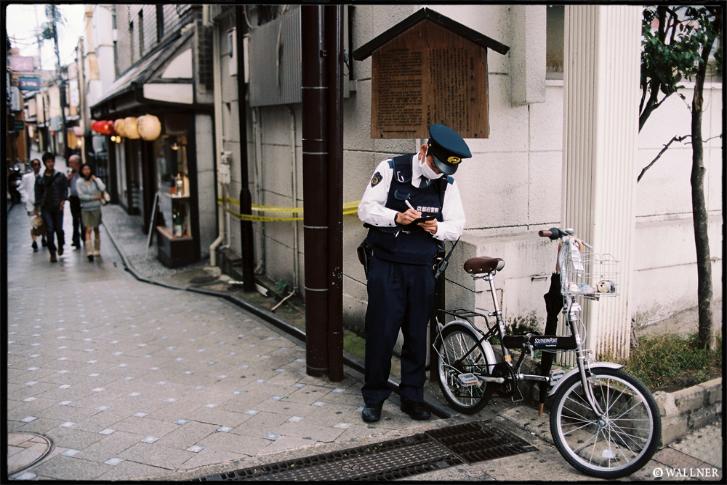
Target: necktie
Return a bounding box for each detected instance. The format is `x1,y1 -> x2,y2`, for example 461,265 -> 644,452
419,176 -> 430,188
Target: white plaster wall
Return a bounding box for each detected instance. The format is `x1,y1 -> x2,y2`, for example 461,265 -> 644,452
214,5 -> 722,332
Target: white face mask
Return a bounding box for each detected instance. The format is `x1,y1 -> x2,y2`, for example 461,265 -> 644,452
421,157 -> 443,180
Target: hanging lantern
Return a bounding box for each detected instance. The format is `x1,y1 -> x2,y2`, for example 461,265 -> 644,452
137,114 -> 162,141
91,120 -> 103,133
124,116 -> 140,139
114,119 -> 126,137
99,120 -> 115,136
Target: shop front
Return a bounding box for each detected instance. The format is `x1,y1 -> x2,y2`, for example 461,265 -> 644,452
90,30 -> 216,268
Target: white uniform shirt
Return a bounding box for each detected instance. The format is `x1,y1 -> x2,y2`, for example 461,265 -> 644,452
358,154 -> 465,241
20,171 -> 39,212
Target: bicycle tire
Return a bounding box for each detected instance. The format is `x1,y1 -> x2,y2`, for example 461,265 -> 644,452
549,366 -> 661,479
436,324 -> 493,414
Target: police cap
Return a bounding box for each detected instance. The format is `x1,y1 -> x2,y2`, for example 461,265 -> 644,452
426,124 -> 472,175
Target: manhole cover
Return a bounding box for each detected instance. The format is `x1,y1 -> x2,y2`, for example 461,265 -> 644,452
8,432 -> 53,476
197,420 -> 536,481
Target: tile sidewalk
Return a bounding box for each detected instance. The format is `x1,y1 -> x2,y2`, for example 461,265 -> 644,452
6,197 -> 722,481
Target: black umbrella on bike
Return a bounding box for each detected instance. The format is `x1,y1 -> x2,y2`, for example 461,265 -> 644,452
539,272 -> 563,414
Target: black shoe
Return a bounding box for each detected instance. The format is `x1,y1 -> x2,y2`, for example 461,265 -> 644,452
58,246 -> 64,256
50,253 -> 58,263
400,399 -> 431,421
41,238 -> 47,247
88,255 -> 94,262
361,404 -> 383,423
72,242 -> 80,250
32,241 -> 38,252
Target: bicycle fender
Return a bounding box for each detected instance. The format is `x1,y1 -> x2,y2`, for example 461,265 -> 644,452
547,361 -> 623,397
441,320 -> 498,374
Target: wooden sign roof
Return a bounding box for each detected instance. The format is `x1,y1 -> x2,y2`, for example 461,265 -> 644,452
352,8 -> 510,139
352,7 -> 510,61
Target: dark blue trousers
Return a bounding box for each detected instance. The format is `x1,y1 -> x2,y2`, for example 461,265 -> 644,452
41,208 -> 64,255
362,255 -> 435,406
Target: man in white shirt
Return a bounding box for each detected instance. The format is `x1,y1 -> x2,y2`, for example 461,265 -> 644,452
19,158 -> 45,252
357,123 -> 469,423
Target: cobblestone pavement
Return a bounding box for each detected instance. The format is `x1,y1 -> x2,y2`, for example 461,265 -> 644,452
670,418 -> 722,469
6,196 -> 722,481
6,204 -> 430,480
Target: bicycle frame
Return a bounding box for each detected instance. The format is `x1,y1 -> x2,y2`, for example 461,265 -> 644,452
437,236 -> 612,417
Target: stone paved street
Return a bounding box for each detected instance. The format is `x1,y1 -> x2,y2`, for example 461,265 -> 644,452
5,203 -> 427,480
5,198 -> 723,481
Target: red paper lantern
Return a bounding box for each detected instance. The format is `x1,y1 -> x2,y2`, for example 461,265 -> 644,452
99,120 -> 115,136
91,120 -> 103,133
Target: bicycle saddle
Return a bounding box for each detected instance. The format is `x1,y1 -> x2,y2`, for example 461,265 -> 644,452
464,256 -> 505,274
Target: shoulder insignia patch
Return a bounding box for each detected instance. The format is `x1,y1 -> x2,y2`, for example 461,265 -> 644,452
370,171 -> 383,187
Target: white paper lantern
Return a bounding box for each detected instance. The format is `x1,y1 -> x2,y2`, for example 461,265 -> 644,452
124,116 -> 140,139
137,114 -> 162,141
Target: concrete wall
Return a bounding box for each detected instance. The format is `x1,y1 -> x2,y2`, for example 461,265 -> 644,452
214,5 -> 723,334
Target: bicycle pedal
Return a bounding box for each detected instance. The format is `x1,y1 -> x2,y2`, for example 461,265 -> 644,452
457,373 -> 480,387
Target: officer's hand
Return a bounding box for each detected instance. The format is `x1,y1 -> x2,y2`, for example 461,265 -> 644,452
419,219 -> 438,234
396,208 -> 421,225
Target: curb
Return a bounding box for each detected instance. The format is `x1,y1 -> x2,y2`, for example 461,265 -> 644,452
102,222 -> 452,419
654,377 -> 722,446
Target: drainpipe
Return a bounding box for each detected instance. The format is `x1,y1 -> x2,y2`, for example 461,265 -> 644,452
325,5 -> 344,381
252,107 -> 265,274
208,12 -> 225,267
288,106 -> 299,294
302,5 -> 329,377
235,6 -> 256,292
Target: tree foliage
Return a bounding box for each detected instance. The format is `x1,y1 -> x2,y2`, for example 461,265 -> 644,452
639,6 -> 722,131
638,5 -> 721,351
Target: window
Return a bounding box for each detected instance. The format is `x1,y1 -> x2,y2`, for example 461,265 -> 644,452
138,10 -> 144,56
156,5 -> 164,43
129,20 -> 135,63
546,5 -> 564,80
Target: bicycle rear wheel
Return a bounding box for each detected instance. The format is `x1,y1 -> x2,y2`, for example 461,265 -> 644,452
549,366 -> 660,478
436,324 -> 493,414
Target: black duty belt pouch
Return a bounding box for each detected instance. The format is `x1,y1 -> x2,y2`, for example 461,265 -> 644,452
357,240 -> 372,278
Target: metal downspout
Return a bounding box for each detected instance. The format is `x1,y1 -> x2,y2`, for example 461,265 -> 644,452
252,107 -> 265,274
288,106 -> 300,294
325,5 -> 344,381
301,5 -> 329,377
235,6 -> 256,292
209,12 -> 225,267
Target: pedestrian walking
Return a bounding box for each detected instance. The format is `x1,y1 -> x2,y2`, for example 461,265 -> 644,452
66,154 -> 85,250
76,163 -> 106,262
19,158 -> 46,252
357,123 -> 469,423
34,153 -> 68,263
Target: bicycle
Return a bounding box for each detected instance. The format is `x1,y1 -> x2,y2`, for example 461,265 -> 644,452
432,227 -> 661,479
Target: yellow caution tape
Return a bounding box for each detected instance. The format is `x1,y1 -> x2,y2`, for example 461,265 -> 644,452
217,197 -> 360,222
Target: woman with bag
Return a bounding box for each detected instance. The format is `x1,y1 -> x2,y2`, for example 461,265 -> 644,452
76,163 -> 108,262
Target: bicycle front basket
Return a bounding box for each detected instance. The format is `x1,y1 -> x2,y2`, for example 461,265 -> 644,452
560,241 -> 620,298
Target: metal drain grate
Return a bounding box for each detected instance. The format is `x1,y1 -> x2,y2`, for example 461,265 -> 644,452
427,421 -> 537,463
198,420 -> 535,481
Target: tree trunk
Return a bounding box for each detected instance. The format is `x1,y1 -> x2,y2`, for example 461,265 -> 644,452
690,19 -> 717,350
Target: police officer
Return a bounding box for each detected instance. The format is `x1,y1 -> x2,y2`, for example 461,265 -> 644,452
357,123 -> 469,423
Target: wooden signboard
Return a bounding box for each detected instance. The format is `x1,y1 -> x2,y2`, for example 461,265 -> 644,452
371,21 -> 489,139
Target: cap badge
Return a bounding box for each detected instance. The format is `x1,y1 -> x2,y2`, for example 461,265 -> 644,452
447,156 -> 461,165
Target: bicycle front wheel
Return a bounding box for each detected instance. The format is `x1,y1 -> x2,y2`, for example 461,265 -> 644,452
550,366 -> 660,479
436,324 -> 492,414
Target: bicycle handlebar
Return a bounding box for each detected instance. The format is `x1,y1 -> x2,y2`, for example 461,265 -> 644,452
539,227 -> 563,240
538,227 -> 575,240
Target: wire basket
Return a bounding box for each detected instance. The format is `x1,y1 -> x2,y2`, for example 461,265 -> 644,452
559,239 -> 619,299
